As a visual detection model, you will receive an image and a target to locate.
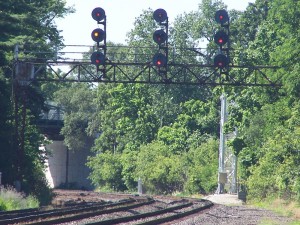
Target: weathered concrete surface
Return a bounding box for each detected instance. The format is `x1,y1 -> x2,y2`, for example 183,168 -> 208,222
44,140 -> 93,190
203,194 -> 244,205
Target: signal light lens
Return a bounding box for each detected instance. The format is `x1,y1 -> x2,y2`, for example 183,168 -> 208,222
153,8 -> 168,23
214,30 -> 228,46
215,9 -> 229,25
153,29 -> 167,45
91,52 -> 105,65
214,54 -> 228,68
91,28 -> 105,43
153,53 -> 167,67
92,7 -> 106,22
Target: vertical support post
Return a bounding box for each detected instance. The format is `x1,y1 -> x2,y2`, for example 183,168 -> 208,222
217,93 -> 227,194
18,88 -> 27,185
54,46 -> 58,61
230,127 -> 238,193
14,45 -> 19,60
102,15 -> 107,79
65,146 -> 69,188
13,82 -> 19,184
134,48 -> 137,63
230,155 -> 237,193
138,178 -> 142,195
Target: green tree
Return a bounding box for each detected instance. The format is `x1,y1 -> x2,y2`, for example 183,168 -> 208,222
87,152 -> 126,191
0,0 -> 73,201
227,0 -> 300,201
247,127 -> 300,199
54,83 -> 96,151
135,141 -> 185,194
184,137 -> 219,193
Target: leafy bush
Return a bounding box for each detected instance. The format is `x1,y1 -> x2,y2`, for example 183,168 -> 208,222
183,138 -> 219,194
87,152 -> 126,192
135,141 -> 185,195
134,138 -> 218,195
246,127 -> 300,201
0,186 -> 39,211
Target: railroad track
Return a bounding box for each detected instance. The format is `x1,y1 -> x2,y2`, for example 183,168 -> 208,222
0,195 -> 213,225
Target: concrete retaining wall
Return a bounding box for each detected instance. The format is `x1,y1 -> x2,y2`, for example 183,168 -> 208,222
44,140 -> 93,190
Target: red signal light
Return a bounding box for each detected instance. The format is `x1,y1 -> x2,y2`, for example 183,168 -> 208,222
91,52 -> 105,65
214,30 -> 228,46
215,9 -> 229,25
153,29 -> 167,45
153,53 -> 167,67
214,54 -> 228,69
92,7 -> 105,22
153,8 -> 168,23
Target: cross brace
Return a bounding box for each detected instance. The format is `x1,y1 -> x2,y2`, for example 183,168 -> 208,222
14,60 -> 282,87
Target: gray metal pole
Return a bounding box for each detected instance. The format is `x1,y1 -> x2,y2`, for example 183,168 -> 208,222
217,94 -> 227,194
230,128 -> 238,193
138,177 -> 142,195
14,45 -> 19,60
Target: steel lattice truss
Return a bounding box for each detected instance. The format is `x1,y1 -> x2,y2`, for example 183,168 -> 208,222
12,44 -> 282,87
14,59 -> 282,87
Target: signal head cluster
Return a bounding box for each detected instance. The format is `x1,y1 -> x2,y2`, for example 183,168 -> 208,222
90,7 -> 107,73
152,8 -> 168,78
88,8 -> 231,80
213,9 -> 230,70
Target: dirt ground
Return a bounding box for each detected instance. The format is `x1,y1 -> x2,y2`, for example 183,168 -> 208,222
194,194 -> 299,225
52,190 -> 299,225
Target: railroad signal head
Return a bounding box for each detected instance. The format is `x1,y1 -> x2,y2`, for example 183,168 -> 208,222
153,29 -> 167,45
92,7 -> 106,22
153,53 -> 167,67
153,8 -> 168,23
214,54 -> 228,69
91,52 -> 105,65
91,28 -> 105,43
214,30 -> 228,46
215,9 -> 229,25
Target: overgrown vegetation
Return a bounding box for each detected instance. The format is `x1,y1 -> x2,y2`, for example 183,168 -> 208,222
251,198 -> 300,224
0,186 -> 39,211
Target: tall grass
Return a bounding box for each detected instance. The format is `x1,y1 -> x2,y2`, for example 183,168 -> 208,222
0,186 -> 39,211
250,198 -> 300,224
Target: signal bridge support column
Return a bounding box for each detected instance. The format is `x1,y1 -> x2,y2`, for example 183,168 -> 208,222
216,94 -> 237,194
217,94 -> 227,194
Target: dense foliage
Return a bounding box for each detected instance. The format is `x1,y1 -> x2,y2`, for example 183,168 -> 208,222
226,0 -> 300,200
1,0 -> 300,203
0,0 -> 73,204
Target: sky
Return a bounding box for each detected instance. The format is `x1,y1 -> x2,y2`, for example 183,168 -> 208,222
56,0 -> 254,59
